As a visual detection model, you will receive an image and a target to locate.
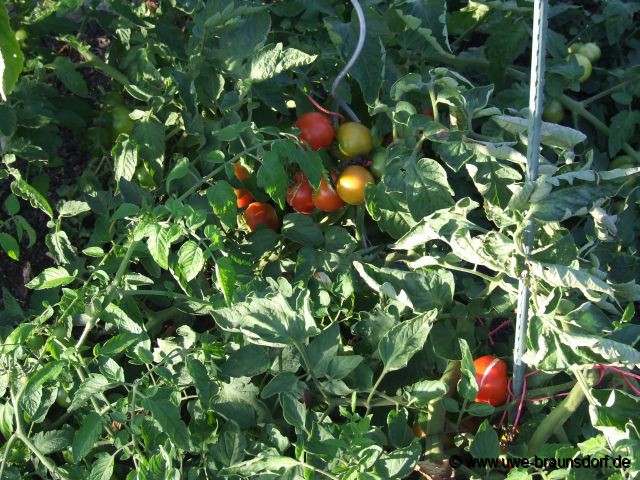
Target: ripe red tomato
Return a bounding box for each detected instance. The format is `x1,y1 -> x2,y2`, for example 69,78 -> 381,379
234,163 -> 250,182
287,172 -> 314,214
422,107 -> 434,118
337,122 -> 373,158
244,202 -> 279,232
234,188 -> 253,209
474,355 -> 508,406
295,112 -> 335,151
336,165 -> 375,205
312,173 -> 344,212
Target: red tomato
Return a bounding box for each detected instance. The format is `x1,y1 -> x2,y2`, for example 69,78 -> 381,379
234,163 -> 250,182
295,112 -> 335,150
422,107 -> 434,118
244,202 -> 279,232
287,173 -> 314,214
312,173 -> 344,212
474,355 -> 508,406
234,188 -> 253,209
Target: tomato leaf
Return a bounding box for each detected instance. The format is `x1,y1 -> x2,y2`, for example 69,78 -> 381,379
0,4 -> 25,100
257,151 -> 288,209
378,311 -> 435,373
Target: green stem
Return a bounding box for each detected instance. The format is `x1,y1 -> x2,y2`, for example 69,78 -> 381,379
293,341 -> 329,404
527,381 -> 585,456
582,75 -> 640,106
0,434 -> 17,480
424,360 -> 461,458
364,369 -> 388,416
75,240 -> 139,350
63,37 -> 130,86
298,461 -> 340,480
558,95 -> 640,162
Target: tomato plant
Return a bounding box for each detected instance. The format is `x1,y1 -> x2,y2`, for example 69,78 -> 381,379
295,112 -> 335,150
573,53 -> 592,82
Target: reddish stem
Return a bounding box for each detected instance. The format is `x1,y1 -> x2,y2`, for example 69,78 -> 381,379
306,95 -> 346,122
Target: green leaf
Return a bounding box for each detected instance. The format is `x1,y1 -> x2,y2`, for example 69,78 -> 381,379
145,397 -> 191,451
406,158 -> 454,220
69,374 -> 110,412
89,453 -> 114,480
186,358 -> 213,403
458,339 -> 479,401
177,240 -> 204,281
466,155 -> 521,208
281,393 -> 306,430
165,156 -> 191,192
0,232 -> 19,260
257,151 -> 287,209
0,104 -> 16,136
23,361 -> 66,400
0,4 -> 25,100
470,420 -> 500,459
97,332 -> 142,357
52,57 -> 89,97
146,224 -> 176,270
378,311 -> 435,373
112,134 -> 139,187
45,231 -> 75,265
32,429 -> 72,455
131,116 -> 165,171
215,256 -> 236,305
210,421 -> 246,467
250,43 -> 317,83
211,293 -> 319,347
58,200 -> 91,217
207,181 -> 237,230
281,213 -> 324,247
73,412 -> 103,462
11,178 -> 54,219
608,111 -> 640,157
26,267 -> 76,290
406,379 -> 448,406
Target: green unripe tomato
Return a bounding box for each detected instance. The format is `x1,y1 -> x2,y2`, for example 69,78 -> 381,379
370,148 -> 387,179
56,388 -> 71,408
542,99 -> 564,123
26,335 -> 45,351
577,42 -> 601,63
574,53 -> 592,82
610,155 -> 636,169
112,105 -> 134,136
15,28 -> 28,42
135,163 -> 159,189
567,42 -> 583,54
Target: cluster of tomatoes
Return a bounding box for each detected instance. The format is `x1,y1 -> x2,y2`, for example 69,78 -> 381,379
543,41 -> 601,123
236,111 -> 378,232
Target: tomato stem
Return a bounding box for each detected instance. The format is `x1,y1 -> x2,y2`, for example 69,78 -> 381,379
424,360 -> 461,458
526,381 -> 585,456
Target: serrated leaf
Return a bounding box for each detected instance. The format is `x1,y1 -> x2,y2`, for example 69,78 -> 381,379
0,5 -> 25,100
165,156 -> 190,192
145,397 -> 191,450
26,267 -> 76,290
0,232 -> 19,260
73,412 -> 103,462
112,134 -> 139,187
45,230 -> 75,265
177,240 -> 204,281
11,178 -> 53,219
608,111 -> 640,157
32,429 -> 73,455
69,374 -> 110,412
89,453 -> 114,480
215,256 -> 236,305
257,151 -> 287,209
207,181 -> 237,230
58,200 -> 91,217
250,43 -> 316,83
52,57 -> 88,97
378,311 -> 435,373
